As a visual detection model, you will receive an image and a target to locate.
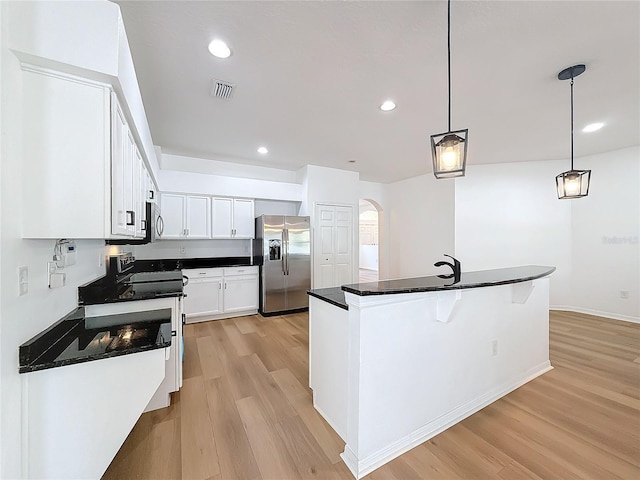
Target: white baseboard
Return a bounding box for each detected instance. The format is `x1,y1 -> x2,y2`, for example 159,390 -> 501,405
184,309 -> 258,324
342,361 -> 553,479
550,305 -> 639,324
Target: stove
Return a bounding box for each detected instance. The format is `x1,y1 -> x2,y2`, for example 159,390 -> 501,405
79,253 -> 184,305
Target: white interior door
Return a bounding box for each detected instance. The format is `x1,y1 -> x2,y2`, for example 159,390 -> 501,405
313,204 -> 353,288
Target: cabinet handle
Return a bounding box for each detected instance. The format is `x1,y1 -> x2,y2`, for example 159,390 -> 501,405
126,210 -> 135,226
218,283 -> 221,290
141,219 -> 147,231
149,190 -> 154,200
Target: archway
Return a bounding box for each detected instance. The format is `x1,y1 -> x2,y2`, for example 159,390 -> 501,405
359,199 -> 380,282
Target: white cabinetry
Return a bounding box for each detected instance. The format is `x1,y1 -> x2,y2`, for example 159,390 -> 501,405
21,66 -> 149,239
160,193 -> 211,239
183,266 -> 258,322
223,267 -> 259,313
183,269 -> 224,318
211,197 -> 255,239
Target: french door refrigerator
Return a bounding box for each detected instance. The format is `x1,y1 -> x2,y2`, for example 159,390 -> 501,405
255,215 -> 311,315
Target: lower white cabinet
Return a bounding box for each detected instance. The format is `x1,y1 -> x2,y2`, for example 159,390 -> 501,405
224,267 -> 260,313
183,269 -> 224,317
183,266 -> 258,322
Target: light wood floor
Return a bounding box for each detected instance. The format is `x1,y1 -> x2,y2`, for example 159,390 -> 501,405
359,268 -> 379,283
103,310 -> 640,480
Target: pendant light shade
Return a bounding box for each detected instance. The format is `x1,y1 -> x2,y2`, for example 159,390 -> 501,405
556,169 -> 591,198
556,64 -> 591,199
430,0 -> 468,179
430,130 -> 468,178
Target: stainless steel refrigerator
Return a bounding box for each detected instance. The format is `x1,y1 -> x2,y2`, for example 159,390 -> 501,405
255,215 -> 311,315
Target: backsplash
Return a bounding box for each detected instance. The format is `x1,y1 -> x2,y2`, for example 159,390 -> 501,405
132,239 -> 251,260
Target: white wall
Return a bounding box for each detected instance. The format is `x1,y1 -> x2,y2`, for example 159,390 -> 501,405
386,174 -> 456,279
299,165 -> 361,216
1,8 -> 107,475
157,169 -> 302,201
455,160 -> 573,307
160,152 -> 298,183
455,148 -> 639,322
568,147 -> 639,321
299,165 -> 361,283
132,239 -> 250,260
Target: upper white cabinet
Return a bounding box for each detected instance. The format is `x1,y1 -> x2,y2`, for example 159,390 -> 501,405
21,66 -> 149,239
211,197 -> 255,239
160,193 -> 211,239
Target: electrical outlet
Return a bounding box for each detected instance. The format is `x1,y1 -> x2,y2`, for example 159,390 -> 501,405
620,290 -> 629,299
98,253 -> 104,268
179,245 -> 186,254
18,266 -> 28,296
48,261 -> 65,288
491,339 -> 498,356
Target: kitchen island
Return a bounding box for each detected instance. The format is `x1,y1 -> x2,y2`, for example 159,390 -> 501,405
308,265 -> 555,479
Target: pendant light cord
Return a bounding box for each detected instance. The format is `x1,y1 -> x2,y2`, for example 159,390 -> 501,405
570,75 -> 574,170
447,0 -> 452,132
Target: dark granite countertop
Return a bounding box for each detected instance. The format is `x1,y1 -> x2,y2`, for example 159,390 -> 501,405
135,256 -> 253,271
342,265 -> 555,296
307,287 -> 348,310
19,308 -> 172,373
308,266 -> 555,309
78,272 -> 184,305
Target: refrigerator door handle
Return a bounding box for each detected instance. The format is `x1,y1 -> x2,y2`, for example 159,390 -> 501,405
283,228 -> 289,275
281,230 -> 287,275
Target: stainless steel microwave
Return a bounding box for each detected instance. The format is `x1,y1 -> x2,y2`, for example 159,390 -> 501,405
106,202 -> 163,245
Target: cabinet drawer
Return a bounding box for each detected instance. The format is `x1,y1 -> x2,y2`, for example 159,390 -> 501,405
183,268 -> 223,279
224,266 -> 258,277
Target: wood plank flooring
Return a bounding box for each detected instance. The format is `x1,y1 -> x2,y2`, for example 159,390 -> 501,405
103,310 -> 640,480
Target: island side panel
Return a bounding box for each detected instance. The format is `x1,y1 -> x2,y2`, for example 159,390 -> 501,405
308,296 -> 349,440
343,277 -> 552,478
22,349 -> 166,479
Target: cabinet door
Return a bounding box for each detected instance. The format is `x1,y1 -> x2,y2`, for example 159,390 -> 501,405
133,147 -> 145,238
111,94 -> 129,236
161,194 -> 186,238
146,170 -> 157,203
22,69 -> 110,239
186,196 -> 211,239
183,279 -> 223,317
211,197 -> 233,238
233,199 -> 255,238
223,275 -> 259,313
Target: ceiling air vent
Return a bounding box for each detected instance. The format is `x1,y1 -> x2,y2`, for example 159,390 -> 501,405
210,79 -> 235,100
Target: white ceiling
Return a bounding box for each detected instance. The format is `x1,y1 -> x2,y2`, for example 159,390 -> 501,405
115,0 -> 640,183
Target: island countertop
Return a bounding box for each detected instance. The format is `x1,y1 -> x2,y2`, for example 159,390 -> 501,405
308,265 -> 555,309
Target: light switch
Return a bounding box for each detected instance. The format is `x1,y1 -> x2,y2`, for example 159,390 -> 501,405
18,266 -> 28,296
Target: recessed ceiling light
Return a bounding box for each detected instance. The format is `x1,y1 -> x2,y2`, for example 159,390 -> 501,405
208,39 -> 231,59
380,100 -> 396,112
257,146 -> 268,155
582,122 -> 604,133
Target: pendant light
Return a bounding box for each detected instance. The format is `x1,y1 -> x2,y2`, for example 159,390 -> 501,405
430,0 -> 468,179
555,64 -> 591,199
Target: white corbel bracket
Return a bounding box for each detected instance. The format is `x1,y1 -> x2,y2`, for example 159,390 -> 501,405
436,290 -> 462,322
511,281 -> 534,304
